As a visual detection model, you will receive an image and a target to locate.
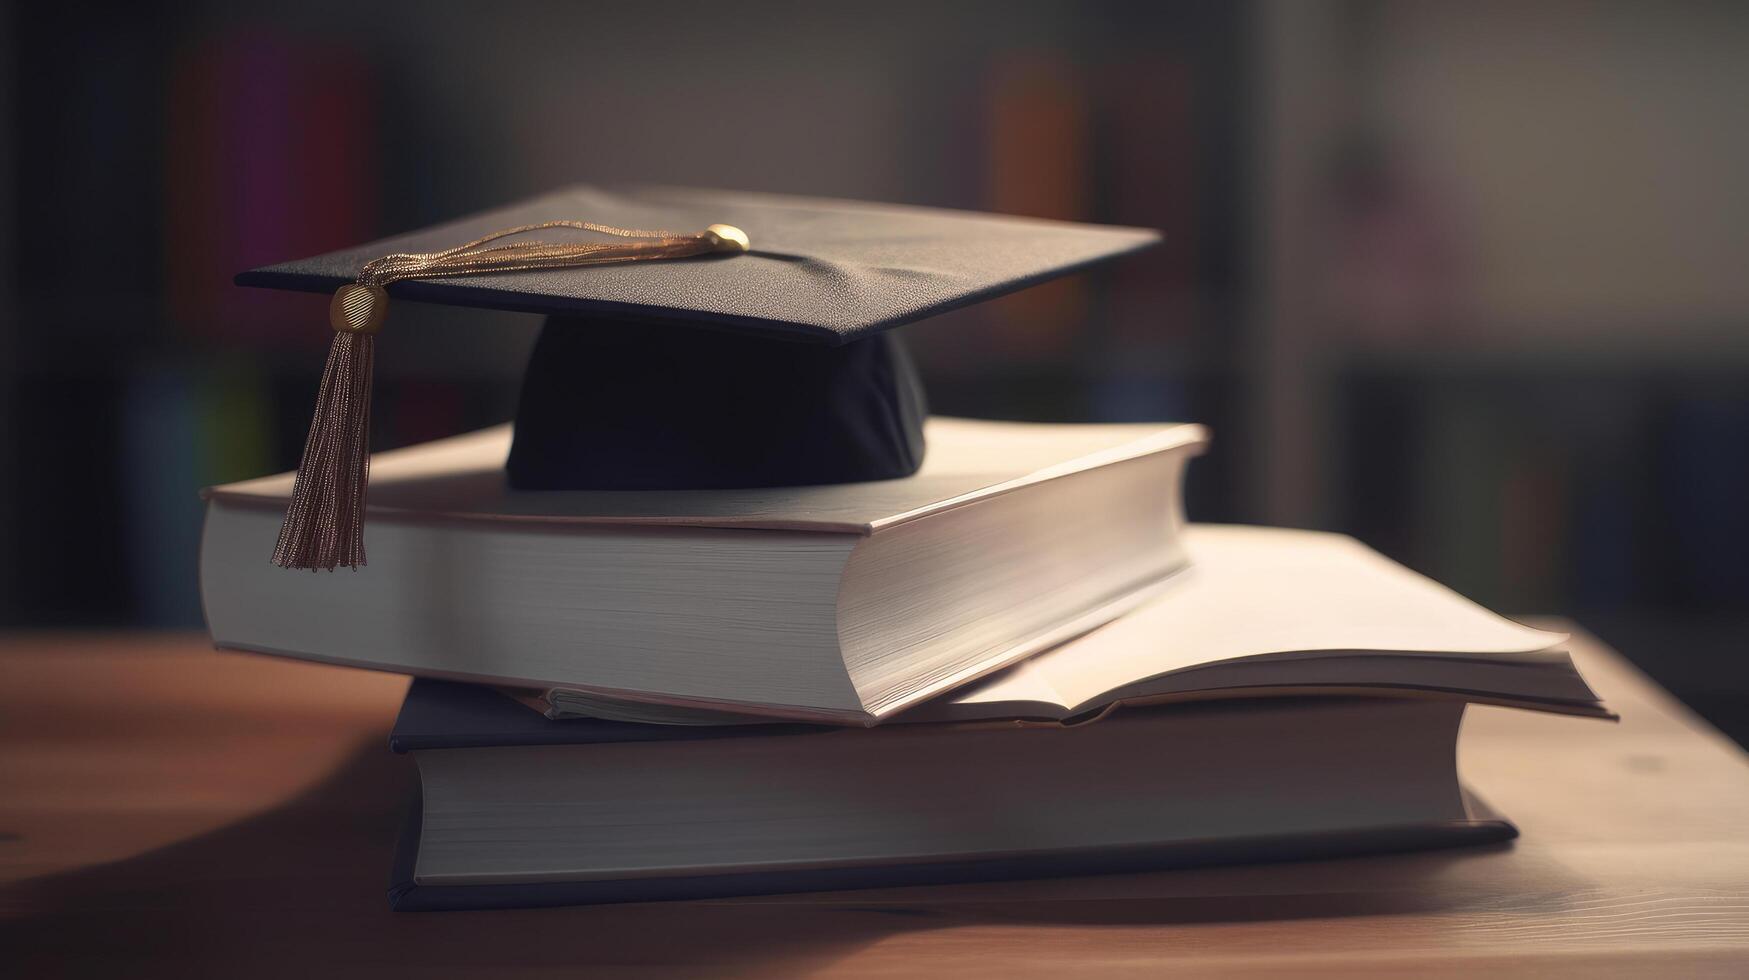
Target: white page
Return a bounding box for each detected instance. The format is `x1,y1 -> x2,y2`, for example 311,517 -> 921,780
949,525 -> 1567,713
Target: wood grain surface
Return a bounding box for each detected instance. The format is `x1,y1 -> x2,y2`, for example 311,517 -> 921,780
2,624 -> 1746,978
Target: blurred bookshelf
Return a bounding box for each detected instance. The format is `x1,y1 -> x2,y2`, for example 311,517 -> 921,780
1246,0 -> 1749,743
1331,355 -> 1749,610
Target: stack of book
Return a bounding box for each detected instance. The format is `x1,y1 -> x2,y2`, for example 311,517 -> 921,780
201,416 -> 1608,911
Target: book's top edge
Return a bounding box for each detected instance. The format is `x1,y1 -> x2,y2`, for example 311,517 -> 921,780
202,418 -> 1208,536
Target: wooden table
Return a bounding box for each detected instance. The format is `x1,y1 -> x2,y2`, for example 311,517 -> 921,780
3,626 -> 1747,978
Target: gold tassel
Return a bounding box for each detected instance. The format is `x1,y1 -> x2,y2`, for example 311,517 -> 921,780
271,221 -> 749,570
272,285 -> 384,570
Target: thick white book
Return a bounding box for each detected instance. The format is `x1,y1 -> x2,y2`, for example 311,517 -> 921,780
201,417 -> 1208,724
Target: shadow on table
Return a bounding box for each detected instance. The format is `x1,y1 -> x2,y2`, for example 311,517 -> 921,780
1,737 -> 1523,979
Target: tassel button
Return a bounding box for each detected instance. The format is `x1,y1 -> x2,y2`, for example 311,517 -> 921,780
331,283 -> 389,334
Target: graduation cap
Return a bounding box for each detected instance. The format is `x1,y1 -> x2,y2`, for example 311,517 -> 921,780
238,185 -> 1160,570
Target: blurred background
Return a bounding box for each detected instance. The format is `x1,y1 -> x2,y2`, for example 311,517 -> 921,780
2,1 -> 1745,740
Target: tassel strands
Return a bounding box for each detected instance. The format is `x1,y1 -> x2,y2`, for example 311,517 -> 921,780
272,329 -> 376,570
270,221 -> 750,570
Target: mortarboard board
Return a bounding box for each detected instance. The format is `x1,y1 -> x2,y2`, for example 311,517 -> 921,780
238,185 -> 1160,570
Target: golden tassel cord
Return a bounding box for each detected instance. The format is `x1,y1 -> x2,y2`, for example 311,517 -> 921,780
271,221 -> 750,570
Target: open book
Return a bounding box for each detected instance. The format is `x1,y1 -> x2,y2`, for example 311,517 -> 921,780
542,525 -> 1607,725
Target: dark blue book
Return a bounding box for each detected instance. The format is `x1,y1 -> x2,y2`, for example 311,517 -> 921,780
386,679 -> 1516,912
